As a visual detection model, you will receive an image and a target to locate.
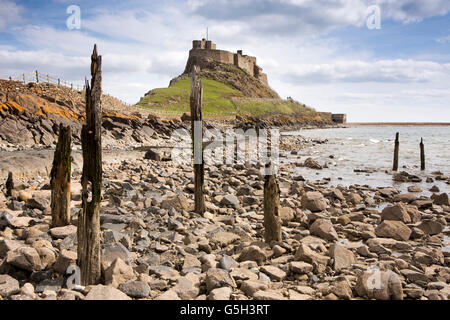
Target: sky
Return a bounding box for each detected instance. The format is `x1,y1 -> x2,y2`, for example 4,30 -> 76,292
0,0 -> 449,122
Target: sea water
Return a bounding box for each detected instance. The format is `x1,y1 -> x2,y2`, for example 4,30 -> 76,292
284,126 -> 450,194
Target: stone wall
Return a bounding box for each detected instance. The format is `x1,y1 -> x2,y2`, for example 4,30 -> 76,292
188,40 -> 269,86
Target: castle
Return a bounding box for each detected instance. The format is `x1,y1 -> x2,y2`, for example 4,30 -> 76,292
186,39 -> 269,86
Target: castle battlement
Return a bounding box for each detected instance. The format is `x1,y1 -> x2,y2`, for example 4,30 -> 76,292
187,39 -> 268,86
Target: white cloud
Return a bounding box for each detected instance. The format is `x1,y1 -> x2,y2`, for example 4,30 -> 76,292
0,0 -> 24,30
285,60 -> 450,83
437,36 -> 450,44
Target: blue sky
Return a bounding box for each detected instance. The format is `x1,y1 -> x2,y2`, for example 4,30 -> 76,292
1,0 -> 449,122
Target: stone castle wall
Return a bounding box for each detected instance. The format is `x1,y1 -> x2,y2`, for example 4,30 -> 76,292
188,40 -> 269,86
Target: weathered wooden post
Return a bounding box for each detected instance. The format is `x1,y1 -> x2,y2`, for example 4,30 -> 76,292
6,172 -> 14,197
23,74 -> 25,84
263,163 -> 282,243
420,138 -> 425,171
58,79 -> 60,86
393,132 -> 399,171
77,44 -> 102,285
190,65 -> 205,214
50,124 -> 72,227
35,70 -> 39,83
47,75 -> 50,83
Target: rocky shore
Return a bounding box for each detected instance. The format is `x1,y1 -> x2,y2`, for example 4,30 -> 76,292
0,131 -> 449,301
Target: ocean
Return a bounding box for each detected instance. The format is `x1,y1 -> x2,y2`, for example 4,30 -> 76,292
284,126 -> 450,194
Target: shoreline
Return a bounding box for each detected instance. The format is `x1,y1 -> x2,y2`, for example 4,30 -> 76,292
347,122 -> 450,127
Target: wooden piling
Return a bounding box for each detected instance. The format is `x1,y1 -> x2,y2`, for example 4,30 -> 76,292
77,45 -> 102,286
420,138 -> 425,171
263,164 -> 282,243
6,172 -> 14,197
393,132 -> 399,171
50,124 -> 72,227
190,65 -> 205,214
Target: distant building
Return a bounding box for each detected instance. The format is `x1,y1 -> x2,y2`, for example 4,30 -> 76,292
332,114 -> 347,124
187,39 -> 269,86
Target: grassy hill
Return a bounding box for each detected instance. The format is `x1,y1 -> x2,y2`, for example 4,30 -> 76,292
136,77 -> 320,120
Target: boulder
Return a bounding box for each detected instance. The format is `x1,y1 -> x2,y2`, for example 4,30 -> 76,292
205,268 -> 236,293
118,280 -> 150,298
6,246 -> 42,272
208,287 -> 232,300
144,149 -> 161,161
53,250 -> 77,274
329,243 -> 356,271
0,274 -> 20,298
375,221 -> 411,241
304,157 -> 322,170
49,225 -> 77,239
355,270 -> 403,300
104,258 -> 136,288
26,197 -> 50,211
381,203 -> 411,223
238,245 -> 267,265
434,193 -> 449,206
310,219 -> 338,241
417,220 -> 444,235
161,195 -> 191,212
85,285 -> 132,300
301,192 -> 327,212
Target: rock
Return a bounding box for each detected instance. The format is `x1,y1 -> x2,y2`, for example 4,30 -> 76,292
144,149 -> 161,161
173,275 -> 200,300
240,280 -> 268,297
238,245 -> 266,265
220,195 -> 239,208
375,221 -> 411,241
212,232 -> 240,247
102,243 -> 133,270
400,269 -> 429,286
35,277 -> 63,293
295,243 -> 330,270
417,220 -> 444,235
118,280 -> 150,298
301,192 -> 327,212
310,219 -> 338,241
407,186 -> 422,193
18,191 -> 32,202
85,285 -> 132,300
26,197 -> 50,211
49,225 -> 77,239
329,243 -> 356,271
254,290 -> 286,300
20,283 -> 35,297
289,261 -> 313,274
33,240 -> 57,269
205,268 -> 236,293
355,270 -> 403,300
208,287 -> 232,300
0,274 -> 20,297
182,254 -> 201,270
280,207 -> 295,224
104,258 -> 136,288
260,265 -> 287,281
0,239 -> 22,259
53,250 -> 77,274
161,195 -> 190,212
155,289 -> 180,300
434,193 -> 449,206
148,265 -> 180,280
381,203 -> 411,223
331,279 -> 353,300
6,246 -> 42,272
347,193 -> 363,205
304,157 -> 322,169
219,255 -> 238,271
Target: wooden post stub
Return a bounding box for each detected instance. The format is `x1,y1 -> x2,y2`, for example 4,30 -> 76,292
263,164 -> 282,243
77,44 -> 102,286
6,172 -> 14,197
393,132 -> 399,171
50,124 -> 72,227
420,138 -> 425,171
190,65 -> 205,214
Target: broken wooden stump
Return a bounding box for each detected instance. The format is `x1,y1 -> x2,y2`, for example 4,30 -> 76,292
190,65 -> 205,214
263,164 -> 282,243
420,138 -> 425,171
50,124 -> 72,227
77,44 -> 102,286
6,172 -> 13,197
393,132 -> 399,171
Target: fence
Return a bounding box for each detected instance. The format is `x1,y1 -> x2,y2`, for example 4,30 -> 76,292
6,70 -> 85,91
141,106 -> 238,119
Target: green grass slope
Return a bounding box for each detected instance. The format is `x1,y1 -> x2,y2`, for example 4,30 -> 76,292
136,77 -> 320,119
